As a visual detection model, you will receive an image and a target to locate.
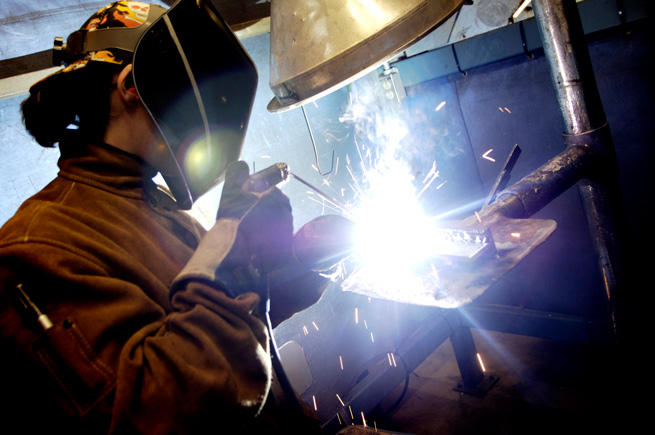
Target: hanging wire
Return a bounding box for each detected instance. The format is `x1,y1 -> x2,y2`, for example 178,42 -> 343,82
302,105 -> 334,176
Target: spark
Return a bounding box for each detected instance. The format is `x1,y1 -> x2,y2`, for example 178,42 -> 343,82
339,355 -> 344,370
346,165 -> 365,198
423,162 -> 437,183
482,149 -> 496,162
307,195 -> 344,214
374,421 -> 378,431
361,411 -> 367,427
337,413 -> 342,425
436,179 -> 448,190
417,170 -> 440,199
505,107 -> 512,113
350,155 -> 446,286
324,180 -> 345,198
293,172 -> 351,212
474,211 -> 482,223
364,320 -> 368,330
336,393 -> 345,407
355,307 -> 359,324
354,139 -> 368,172
348,182 -> 361,198
435,101 -> 446,111
261,155 -> 271,159
387,352 -> 398,367
511,232 -> 521,238
513,0 -> 533,19
370,332 -> 375,343
303,325 -> 309,335
338,77 -> 460,300
430,263 -> 440,284
349,406 -> 354,419
312,321 -> 320,331
417,161 -> 440,198
499,107 -> 504,112
477,353 -> 486,372
313,395 -> 318,411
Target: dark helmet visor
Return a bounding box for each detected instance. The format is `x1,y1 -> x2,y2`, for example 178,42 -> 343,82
133,0 -> 258,209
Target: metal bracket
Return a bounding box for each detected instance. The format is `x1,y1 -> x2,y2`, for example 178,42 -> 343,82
485,143 -> 522,206
454,373 -> 500,397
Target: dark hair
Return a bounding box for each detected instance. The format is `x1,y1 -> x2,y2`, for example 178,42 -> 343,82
21,62 -> 124,147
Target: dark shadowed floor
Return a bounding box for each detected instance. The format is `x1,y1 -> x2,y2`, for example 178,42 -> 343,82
365,329 -> 636,435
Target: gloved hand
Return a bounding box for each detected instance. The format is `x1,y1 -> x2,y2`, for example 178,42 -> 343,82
265,215 -> 356,327
292,215 -> 356,272
173,161 -> 293,297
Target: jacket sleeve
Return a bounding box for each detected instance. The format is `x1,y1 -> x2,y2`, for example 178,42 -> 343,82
0,241 -> 272,434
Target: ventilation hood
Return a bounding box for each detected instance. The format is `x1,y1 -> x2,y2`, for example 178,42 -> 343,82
267,0 -> 465,112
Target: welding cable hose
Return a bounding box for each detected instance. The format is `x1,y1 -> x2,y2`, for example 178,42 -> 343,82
172,161 -> 294,298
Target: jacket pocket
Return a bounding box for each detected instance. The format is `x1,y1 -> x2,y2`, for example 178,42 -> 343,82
33,317 -> 116,416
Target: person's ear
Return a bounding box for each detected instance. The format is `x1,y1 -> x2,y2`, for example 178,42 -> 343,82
116,64 -> 140,105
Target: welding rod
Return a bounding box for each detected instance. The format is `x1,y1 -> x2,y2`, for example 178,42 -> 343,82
246,162 -> 351,212
289,172 -> 351,213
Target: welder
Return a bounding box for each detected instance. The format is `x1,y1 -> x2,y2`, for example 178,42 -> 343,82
0,1 -> 327,433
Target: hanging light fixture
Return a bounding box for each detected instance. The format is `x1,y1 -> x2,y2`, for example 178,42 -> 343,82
267,0 -> 464,112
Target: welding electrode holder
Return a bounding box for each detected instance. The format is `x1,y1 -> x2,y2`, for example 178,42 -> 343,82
245,163 -> 290,193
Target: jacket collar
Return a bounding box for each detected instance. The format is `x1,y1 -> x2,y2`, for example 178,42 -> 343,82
57,140 -> 158,201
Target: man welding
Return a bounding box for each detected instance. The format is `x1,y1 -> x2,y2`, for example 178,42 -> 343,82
0,0 -> 326,433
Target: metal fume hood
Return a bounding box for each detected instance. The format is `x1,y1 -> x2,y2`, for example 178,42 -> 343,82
267,0 -> 465,112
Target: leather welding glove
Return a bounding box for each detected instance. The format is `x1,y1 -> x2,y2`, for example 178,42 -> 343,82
264,215 -> 355,327
173,161 -> 293,298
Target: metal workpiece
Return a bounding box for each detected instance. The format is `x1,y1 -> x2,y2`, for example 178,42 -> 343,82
485,144 -> 522,207
576,173 -> 628,340
479,144 -> 596,220
532,0 -> 628,344
342,214 -> 556,309
267,0 -> 464,112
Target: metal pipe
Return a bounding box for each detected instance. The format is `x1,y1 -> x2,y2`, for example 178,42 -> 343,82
532,0 -> 629,344
533,0 -> 606,134
478,143 -> 596,219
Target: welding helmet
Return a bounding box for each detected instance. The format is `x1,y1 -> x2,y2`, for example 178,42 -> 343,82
53,0 -> 258,209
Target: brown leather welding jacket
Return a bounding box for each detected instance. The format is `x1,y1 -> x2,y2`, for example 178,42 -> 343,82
0,141 -> 277,433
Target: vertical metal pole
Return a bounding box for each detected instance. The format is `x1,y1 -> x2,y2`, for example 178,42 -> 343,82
450,318 -> 484,388
533,0 -> 629,344
446,311 -> 499,397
